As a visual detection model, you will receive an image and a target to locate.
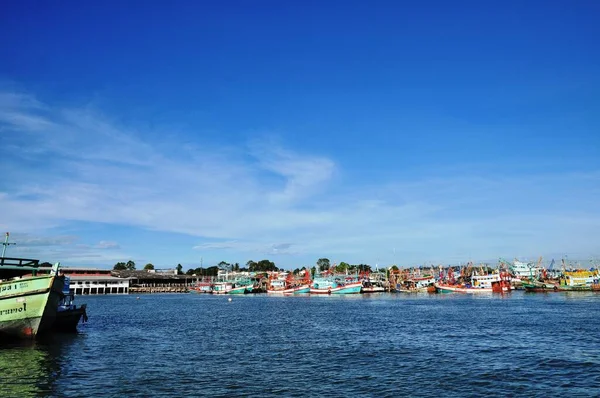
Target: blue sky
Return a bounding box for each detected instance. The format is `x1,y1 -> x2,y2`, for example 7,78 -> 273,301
1,1 -> 599,270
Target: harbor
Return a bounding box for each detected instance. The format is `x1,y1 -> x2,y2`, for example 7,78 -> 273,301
3,291 -> 599,397
2,232 -> 600,397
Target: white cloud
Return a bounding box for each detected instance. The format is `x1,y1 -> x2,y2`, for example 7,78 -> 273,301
1,90 -> 599,267
96,241 -> 121,249
2,233 -> 78,247
193,241 -> 241,250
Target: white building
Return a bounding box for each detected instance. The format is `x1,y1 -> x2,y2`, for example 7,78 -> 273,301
42,266 -> 130,295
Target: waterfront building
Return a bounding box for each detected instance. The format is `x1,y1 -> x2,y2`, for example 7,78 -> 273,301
41,266 -> 130,295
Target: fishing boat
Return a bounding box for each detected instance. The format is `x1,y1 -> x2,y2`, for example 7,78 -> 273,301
507,257 -> 543,282
53,276 -> 88,333
266,271 -> 310,295
228,281 -> 253,294
189,279 -> 213,293
211,280 -> 254,294
211,281 -> 233,294
360,271 -> 387,293
523,269 -> 600,292
1,233 -> 67,339
210,270 -> 255,294
562,269 -> 600,288
310,272 -> 362,295
435,271 -> 511,294
396,276 -> 436,293
0,233 -> 65,339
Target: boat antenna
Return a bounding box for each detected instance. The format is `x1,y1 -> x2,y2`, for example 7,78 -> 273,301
1,232 -> 16,258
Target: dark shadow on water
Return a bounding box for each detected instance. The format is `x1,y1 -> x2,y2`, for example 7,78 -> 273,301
0,333 -> 82,398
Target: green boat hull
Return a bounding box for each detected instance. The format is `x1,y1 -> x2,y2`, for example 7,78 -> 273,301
0,274 -> 64,339
228,284 -> 253,294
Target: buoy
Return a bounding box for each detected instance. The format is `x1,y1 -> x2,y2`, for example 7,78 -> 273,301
136,297 -> 140,300
228,297 -> 232,302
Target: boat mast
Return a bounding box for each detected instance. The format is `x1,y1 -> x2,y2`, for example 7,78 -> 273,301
1,232 -> 16,258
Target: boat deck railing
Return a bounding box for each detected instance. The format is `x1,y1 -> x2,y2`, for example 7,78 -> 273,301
0,257 -> 40,270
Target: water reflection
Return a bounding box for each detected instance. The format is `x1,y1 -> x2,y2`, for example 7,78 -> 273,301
0,334 -> 78,397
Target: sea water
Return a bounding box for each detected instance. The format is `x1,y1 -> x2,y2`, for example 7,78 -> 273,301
1,292 -> 599,397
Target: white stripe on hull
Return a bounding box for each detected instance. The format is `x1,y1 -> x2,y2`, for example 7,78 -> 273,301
310,282 -> 362,294
435,283 -> 509,293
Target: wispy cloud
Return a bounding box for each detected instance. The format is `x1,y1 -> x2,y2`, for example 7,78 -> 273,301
1,90 -> 599,267
3,232 -> 128,266
193,241 -> 241,251
4,233 -> 77,247
96,241 -> 121,249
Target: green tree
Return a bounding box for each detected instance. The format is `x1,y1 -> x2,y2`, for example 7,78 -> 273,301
204,266 -> 219,276
144,263 -> 155,270
317,258 -> 330,272
357,264 -> 371,273
176,263 -> 183,275
246,260 -> 257,271
336,262 -> 349,273
256,259 -> 278,272
113,262 -> 127,270
186,268 -> 195,276
125,260 -> 136,270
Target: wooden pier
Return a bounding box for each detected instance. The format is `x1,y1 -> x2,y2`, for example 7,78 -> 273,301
129,286 -> 189,294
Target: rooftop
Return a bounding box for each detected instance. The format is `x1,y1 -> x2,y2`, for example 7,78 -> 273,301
111,270 -> 193,280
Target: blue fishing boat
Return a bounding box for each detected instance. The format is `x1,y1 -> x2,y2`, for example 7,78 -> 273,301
53,276 -> 88,332
310,272 -> 362,295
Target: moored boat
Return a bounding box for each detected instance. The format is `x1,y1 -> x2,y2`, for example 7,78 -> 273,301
396,276 -> 436,293
360,271 -> 387,293
435,271 -> 511,294
310,272 -> 362,295
0,255 -> 65,339
212,282 -> 233,294
523,269 -> 600,292
189,280 -> 213,294
266,271 -> 310,295
507,257 -> 543,283
310,281 -> 363,294
53,276 -> 88,333
228,282 -> 253,294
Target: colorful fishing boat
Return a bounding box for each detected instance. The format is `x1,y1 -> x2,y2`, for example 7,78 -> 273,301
435,272 -> 511,294
396,276 -> 436,293
210,271 -> 255,294
228,282 -> 253,294
507,257 -> 543,282
211,280 -> 254,294
0,255 -> 65,339
310,272 -> 362,295
360,271 -> 387,293
266,271 -> 310,295
211,282 -> 233,294
523,269 -> 600,292
189,279 -> 213,293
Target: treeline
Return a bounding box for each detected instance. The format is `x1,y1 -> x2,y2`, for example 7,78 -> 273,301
312,258 -> 373,274
184,259 -> 281,276
110,258 -> 375,277
113,261 -> 184,274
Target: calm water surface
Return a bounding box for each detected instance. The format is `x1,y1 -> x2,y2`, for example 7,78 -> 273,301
1,292 -> 600,397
